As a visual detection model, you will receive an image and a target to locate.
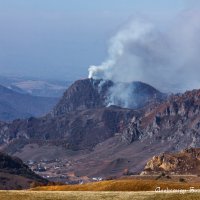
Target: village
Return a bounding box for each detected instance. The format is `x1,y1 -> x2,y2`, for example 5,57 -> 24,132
26,159 -> 103,184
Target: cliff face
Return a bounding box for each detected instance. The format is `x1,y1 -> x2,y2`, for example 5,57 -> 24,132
122,89 -> 200,150
141,148 -> 200,175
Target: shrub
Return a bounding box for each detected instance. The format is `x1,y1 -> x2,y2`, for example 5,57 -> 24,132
179,178 -> 186,182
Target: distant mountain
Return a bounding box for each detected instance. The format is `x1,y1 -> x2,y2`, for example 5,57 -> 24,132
10,80 -> 68,97
0,84 -> 58,121
0,75 -> 70,97
0,152 -> 48,189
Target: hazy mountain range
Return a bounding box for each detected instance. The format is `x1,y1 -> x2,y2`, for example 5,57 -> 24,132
0,76 -> 72,121
0,75 -> 71,98
0,84 -> 58,121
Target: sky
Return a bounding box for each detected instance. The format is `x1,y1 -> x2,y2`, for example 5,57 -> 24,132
0,0 -> 194,81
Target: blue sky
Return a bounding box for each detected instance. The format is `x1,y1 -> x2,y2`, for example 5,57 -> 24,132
0,0 -> 194,80
0,0 -> 185,12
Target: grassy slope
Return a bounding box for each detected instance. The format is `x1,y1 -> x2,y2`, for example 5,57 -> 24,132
0,191 -> 200,200
33,179 -> 200,191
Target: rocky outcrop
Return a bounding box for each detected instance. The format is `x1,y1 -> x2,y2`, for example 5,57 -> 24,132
121,116 -> 142,144
141,148 -> 200,175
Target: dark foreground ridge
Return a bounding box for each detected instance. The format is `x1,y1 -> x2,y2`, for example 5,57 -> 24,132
0,152 -> 48,189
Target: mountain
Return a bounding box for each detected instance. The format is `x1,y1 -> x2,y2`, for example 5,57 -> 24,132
53,79 -> 113,116
0,78 -> 168,181
10,80 -> 69,98
0,75 -> 70,98
53,78 -> 165,116
141,148 -> 200,175
2,78 -> 200,181
0,152 -> 48,189
0,84 -> 58,121
0,78 -> 165,151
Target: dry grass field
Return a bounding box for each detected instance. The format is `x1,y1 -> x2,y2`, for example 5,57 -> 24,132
1,178 -> 200,200
0,191 -> 200,200
33,179 -> 200,191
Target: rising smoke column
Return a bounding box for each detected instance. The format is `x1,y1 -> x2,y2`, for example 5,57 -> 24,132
88,10 -> 200,93
88,20 -> 156,82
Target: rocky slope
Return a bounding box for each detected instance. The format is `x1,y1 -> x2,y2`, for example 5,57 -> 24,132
121,89 -> 200,150
0,107 -> 137,151
141,148 -> 200,175
0,152 -> 48,189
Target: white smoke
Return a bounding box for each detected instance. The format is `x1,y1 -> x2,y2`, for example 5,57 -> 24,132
88,20 -> 155,83
106,82 -> 136,108
88,10 -> 200,93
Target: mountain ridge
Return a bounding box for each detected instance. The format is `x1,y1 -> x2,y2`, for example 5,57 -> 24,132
53,78 -> 166,116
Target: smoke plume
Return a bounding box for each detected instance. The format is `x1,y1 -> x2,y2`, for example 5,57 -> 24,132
88,10 -> 200,93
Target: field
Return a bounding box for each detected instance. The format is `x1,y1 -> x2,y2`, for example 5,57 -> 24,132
1,178 -> 200,200
1,191 -> 200,200
33,178 -> 200,191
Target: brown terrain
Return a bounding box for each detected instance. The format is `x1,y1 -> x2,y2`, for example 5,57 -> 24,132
0,78 -> 200,183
